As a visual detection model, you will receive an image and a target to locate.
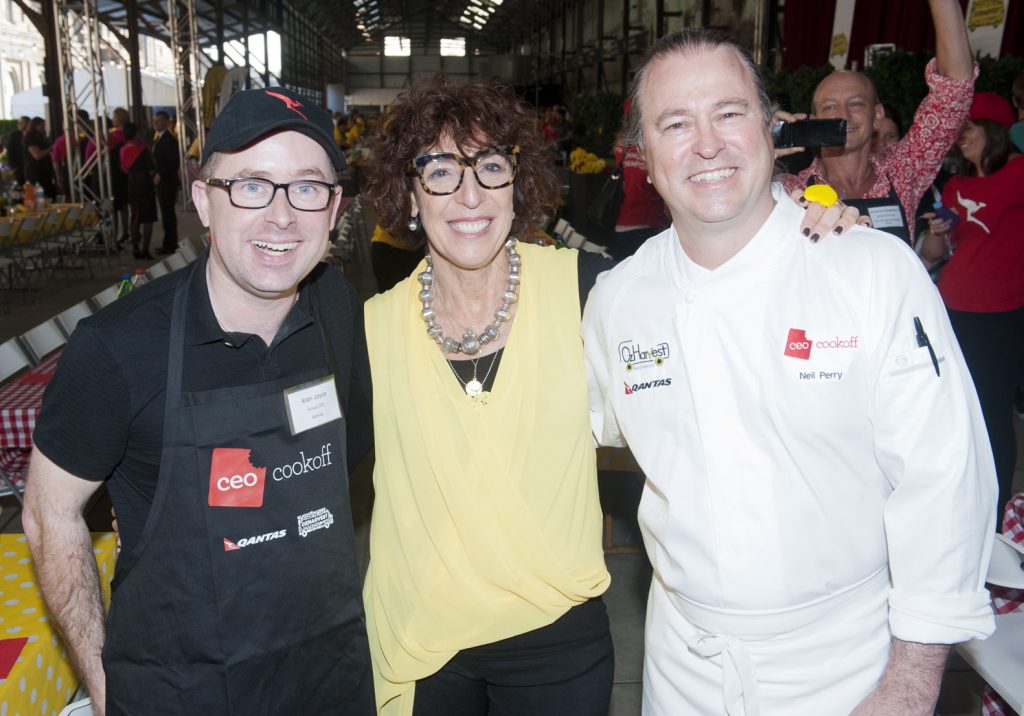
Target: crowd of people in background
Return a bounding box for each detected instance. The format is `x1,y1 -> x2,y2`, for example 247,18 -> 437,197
2,108 -> 181,258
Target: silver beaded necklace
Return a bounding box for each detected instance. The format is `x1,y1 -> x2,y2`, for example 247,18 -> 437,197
418,238 -> 520,356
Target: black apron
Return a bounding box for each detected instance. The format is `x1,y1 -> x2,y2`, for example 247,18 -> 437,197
103,264 -> 374,715
809,174 -> 911,245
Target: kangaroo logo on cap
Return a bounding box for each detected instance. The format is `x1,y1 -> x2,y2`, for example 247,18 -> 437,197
264,90 -> 308,120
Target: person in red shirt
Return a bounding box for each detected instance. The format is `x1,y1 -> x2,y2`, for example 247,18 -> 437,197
922,92 -> 1023,525
119,122 -> 157,259
52,109 -> 90,198
607,140 -> 667,260
86,108 -> 131,246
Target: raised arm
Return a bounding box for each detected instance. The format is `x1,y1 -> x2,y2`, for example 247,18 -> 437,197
23,448 -> 108,715
930,0 -> 974,81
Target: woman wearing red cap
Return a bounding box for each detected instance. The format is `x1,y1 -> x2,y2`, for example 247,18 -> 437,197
922,91 -> 1023,525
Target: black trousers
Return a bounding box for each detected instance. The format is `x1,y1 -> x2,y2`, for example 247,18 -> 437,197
948,306 -> 1024,526
157,181 -> 179,251
412,599 -> 614,716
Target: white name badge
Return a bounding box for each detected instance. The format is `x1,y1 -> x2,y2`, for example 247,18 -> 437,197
283,375 -> 343,435
867,205 -> 904,229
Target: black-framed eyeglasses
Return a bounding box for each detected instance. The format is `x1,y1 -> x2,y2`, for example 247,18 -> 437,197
407,145 -> 519,196
204,176 -> 338,211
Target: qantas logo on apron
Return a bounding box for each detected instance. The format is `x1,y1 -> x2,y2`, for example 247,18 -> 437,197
223,529 -> 288,551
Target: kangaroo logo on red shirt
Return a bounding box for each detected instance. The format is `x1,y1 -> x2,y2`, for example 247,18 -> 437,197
209,448 -> 266,508
264,90 -> 308,120
784,328 -> 812,360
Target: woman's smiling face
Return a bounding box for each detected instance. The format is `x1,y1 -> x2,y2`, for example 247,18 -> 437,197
410,137 -> 516,272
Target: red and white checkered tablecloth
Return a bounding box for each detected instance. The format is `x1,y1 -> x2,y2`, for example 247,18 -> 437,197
0,351 -> 61,485
983,493 -> 1024,716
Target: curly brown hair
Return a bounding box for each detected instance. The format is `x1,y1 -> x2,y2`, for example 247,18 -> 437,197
365,75 -> 558,239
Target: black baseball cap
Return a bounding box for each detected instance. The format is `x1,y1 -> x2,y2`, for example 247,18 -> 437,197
201,86 -> 346,172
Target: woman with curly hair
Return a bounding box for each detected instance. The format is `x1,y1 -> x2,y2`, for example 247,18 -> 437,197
361,75 -> 616,716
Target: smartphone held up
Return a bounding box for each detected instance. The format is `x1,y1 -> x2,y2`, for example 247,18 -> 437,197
772,119 -> 848,149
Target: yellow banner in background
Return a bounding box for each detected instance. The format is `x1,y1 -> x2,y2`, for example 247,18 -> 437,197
829,0 -> 857,69
966,0 -> 1007,57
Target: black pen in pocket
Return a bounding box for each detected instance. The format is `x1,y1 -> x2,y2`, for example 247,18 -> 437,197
913,316 -> 940,377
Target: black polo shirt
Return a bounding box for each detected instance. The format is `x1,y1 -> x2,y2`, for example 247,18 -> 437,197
34,253 -> 372,552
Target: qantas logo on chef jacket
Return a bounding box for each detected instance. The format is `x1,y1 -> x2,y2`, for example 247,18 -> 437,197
624,378 -> 672,395
208,443 -> 335,508
223,529 -> 287,552
783,328 -> 859,361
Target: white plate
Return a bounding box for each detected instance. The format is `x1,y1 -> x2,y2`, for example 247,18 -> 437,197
987,533 -> 1024,589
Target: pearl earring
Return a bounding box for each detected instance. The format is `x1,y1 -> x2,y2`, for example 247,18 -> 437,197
407,216 -> 420,232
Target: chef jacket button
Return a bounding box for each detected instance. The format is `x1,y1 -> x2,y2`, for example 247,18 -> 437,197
896,354 -> 909,368
683,291 -> 697,304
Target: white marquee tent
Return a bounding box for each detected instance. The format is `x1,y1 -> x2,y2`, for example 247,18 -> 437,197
9,66 -> 176,120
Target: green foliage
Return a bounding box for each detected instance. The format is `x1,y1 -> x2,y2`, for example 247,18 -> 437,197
568,92 -> 623,159
0,120 -> 18,141
764,65 -> 832,115
976,55 -> 1024,96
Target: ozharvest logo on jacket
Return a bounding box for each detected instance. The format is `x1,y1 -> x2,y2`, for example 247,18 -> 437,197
618,340 -> 671,371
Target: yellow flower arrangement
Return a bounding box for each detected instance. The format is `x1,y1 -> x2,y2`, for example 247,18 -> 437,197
569,147 -> 606,174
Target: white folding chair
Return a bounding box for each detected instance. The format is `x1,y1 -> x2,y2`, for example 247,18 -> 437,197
55,300 -> 94,337
57,697 -> 93,716
165,252 -> 187,271
91,283 -> 120,309
178,241 -> 198,262
145,260 -> 170,280
0,337 -> 31,383
53,206 -> 96,276
8,215 -> 47,290
19,318 -> 67,363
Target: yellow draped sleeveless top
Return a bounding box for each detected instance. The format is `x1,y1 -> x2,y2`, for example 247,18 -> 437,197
363,242 -> 610,715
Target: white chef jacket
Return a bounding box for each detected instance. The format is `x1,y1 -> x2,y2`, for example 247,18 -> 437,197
583,188 -> 997,714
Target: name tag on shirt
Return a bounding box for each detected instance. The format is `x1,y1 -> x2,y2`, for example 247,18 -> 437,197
284,375 -> 342,435
867,205 -> 904,229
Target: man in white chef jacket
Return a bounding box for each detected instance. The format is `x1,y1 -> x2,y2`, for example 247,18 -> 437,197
582,29 -> 997,716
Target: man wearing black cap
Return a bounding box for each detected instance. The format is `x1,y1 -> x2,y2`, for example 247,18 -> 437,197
23,87 -> 375,715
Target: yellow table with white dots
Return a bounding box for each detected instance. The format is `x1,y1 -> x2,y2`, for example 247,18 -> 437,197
0,533 -> 116,716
